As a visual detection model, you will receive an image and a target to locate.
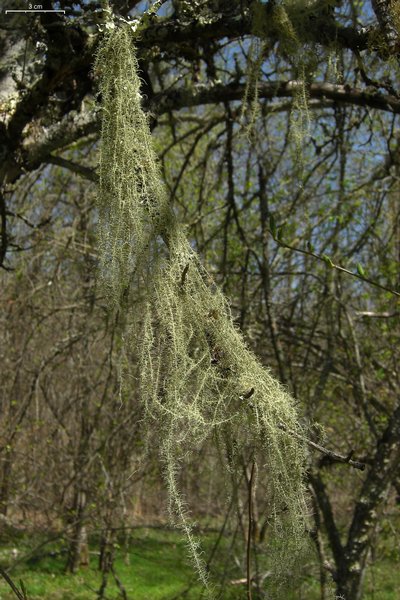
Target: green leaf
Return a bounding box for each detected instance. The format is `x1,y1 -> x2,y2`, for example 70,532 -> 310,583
277,223 -> 285,242
269,213 -> 277,238
322,254 -> 334,268
356,263 -> 365,277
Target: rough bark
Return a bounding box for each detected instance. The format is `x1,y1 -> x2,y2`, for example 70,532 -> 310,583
311,402 -> 400,600
372,0 -> 400,53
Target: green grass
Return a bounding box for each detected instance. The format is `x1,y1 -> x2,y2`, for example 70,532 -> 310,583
0,529 -> 205,600
0,529 -> 399,599
363,558 -> 400,600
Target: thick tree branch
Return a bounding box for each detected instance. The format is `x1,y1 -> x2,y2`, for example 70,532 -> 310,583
308,472 -> 344,571
14,80 -> 400,189
47,155 -> 97,182
22,109 -> 97,172
134,8 -> 369,54
151,80 -> 400,115
371,0 -> 400,53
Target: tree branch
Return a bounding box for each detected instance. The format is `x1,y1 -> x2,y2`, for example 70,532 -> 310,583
0,187 -> 9,270
308,472 -> 345,572
151,80 -> 400,116
272,235 -> 400,298
371,0 -> 400,54
344,402 -> 400,579
21,78 -> 400,185
47,155 -> 97,182
278,423 -> 366,471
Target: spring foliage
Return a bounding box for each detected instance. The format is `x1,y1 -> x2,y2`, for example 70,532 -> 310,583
95,24 -> 309,595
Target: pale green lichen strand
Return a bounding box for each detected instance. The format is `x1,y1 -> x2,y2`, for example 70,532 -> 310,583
95,25 -> 309,595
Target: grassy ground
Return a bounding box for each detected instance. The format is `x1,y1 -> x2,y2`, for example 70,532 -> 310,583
0,529 -> 204,600
0,528 -> 398,599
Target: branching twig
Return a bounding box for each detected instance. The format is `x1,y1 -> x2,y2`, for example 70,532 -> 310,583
0,566 -> 28,600
273,235 -> 399,298
278,423 -> 366,470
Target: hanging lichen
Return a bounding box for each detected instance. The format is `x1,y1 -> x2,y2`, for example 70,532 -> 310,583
95,23 -> 309,596
242,1 -> 320,159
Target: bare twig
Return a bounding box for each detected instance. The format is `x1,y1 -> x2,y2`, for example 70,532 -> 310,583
0,188 -> 11,270
0,566 -> 28,600
274,237 -> 399,298
246,460 -> 255,600
355,311 -> 399,318
278,424 -> 366,471
180,263 -> 190,288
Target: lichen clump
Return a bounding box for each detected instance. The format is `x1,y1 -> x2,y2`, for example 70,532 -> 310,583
95,25 -> 309,595
243,1 -> 313,150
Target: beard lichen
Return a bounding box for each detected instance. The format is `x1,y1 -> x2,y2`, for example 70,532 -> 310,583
242,1 -> 318,155
95,24 -> 309,596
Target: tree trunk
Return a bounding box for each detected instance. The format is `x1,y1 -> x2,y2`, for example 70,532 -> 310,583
334,561 -> 368,600
0,447 -> 12,517
65,490 -> 90,573
311,402 -> 400,600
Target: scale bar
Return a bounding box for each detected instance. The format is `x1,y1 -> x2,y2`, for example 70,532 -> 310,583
5,10 -> 66,13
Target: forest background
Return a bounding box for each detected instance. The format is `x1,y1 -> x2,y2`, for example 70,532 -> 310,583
0,1 -> 399,599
